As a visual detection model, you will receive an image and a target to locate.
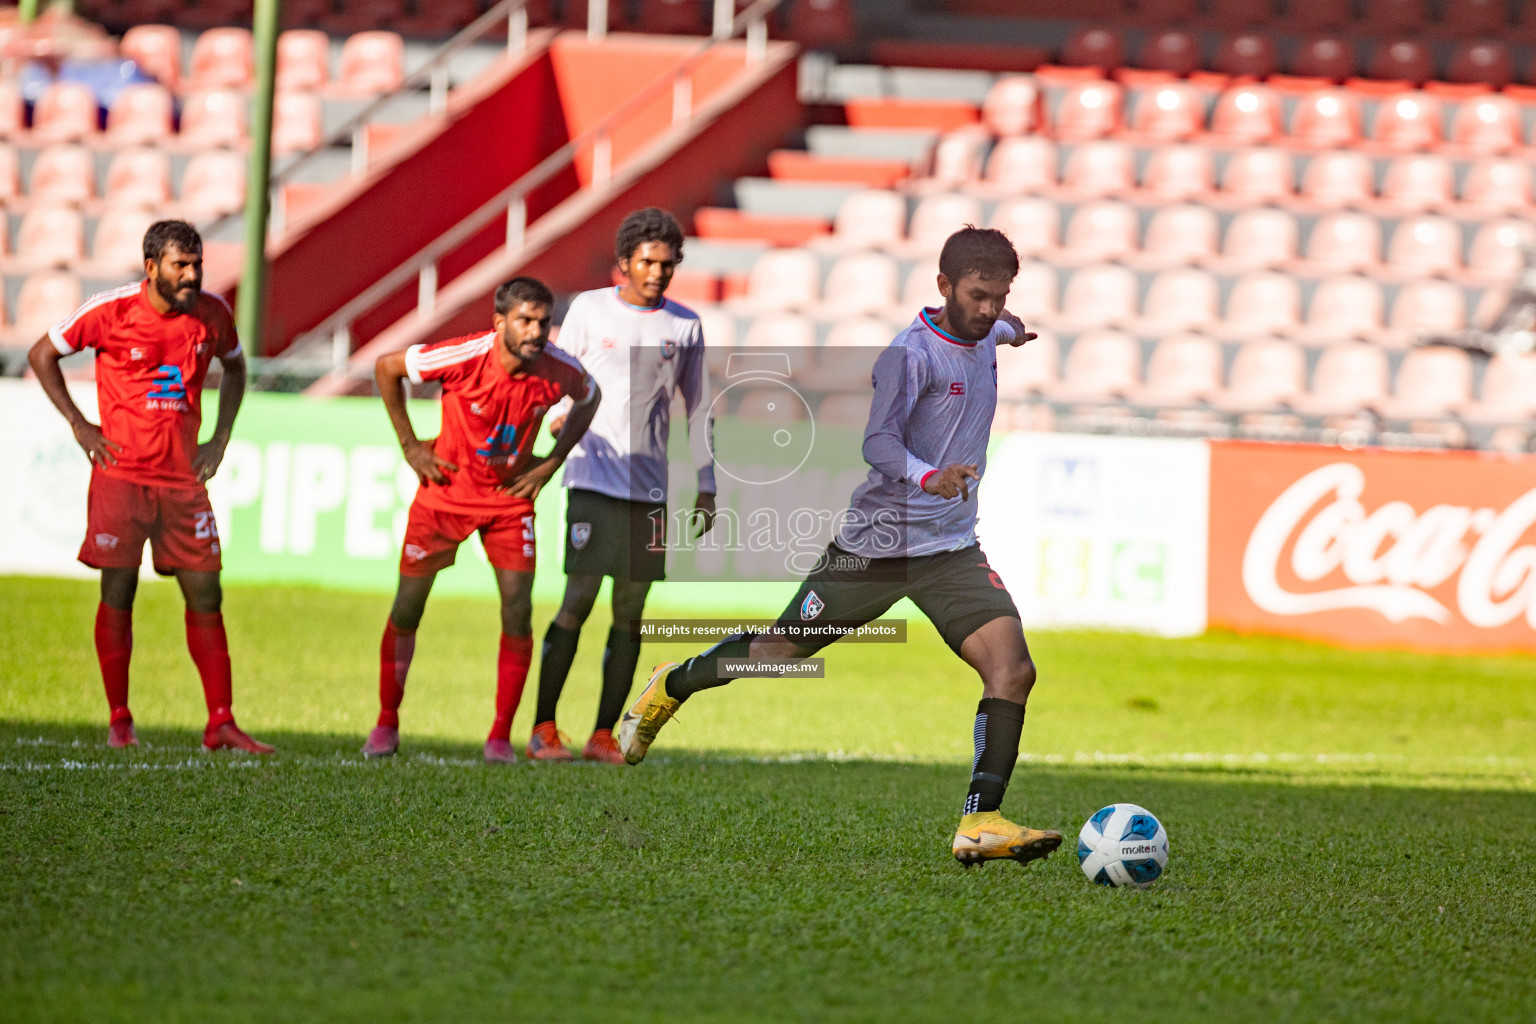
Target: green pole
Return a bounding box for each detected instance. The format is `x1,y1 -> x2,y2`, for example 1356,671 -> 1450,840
19,0 -> 37,22
237,0 -> 280,357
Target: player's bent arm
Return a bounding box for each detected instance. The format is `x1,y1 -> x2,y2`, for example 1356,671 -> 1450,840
194,350 -> 246,482
27,336 -> 121,466
375,350 -> 455,485
546,381 -> 601,462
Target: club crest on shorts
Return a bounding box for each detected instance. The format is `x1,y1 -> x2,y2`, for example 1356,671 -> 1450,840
571,522 -> 592,550
95,533 -> 119,550
404,544 -> 428,561
661,340 -> 678,360
800,590 -> 825,621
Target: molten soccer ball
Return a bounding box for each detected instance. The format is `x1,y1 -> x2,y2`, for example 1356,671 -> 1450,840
1077,803 -> 1168,889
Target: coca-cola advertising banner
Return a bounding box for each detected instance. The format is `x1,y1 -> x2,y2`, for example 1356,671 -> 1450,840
1208,441 -> 1536,653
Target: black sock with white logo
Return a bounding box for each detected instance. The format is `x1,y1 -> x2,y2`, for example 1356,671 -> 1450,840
533,622 -> 580,724
595,626 -> 641,732
963,697 -> 1026,816
664,632 -> 757,703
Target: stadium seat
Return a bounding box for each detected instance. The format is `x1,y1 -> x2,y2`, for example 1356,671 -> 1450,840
1135,30 -> 1201,77
1289,90 -> 1362,148
0,79 -> 23,138
1127,0 -> 1198,22
1446,41 -> 1512,88
1223,271 -> 1302,336
1058,140 -> 1135,197
1381,345 -> 1473,419
1362,0 -> 1427,33
739,313 -> 818,381
1137,333 -> 1223,406
272,91 -> 324,156
1304,212 -> 1382,273
1206,0 -> 1272,27
1009,261 -> 1060,322
1379,154 -> 1454,211
902,263 -> 944,310
1215,337 -> 1306,410
1467,218 -> 1536,279
179,91 -> 248,148
1389,279 -> 1467,339
906,193 -> 983,254
120,24 -> 182,90
1128,82 -> 1205,141
1372,92 -> 1443,152
1462,157 -> 1533,213
1299,150 -> 1374,208
29,145 -> 98,207
104,84 -> 173,146
996,329 -> 1058,398
104,147 -> 172,207
1282,0 -> 1350,30
0,145 -> 19,203
1137,268 -> 1220,332
1060,200 -> 1139,263
1449,95 -> 1522,154
188,28 -> 255,91
1052,328 -> 1141,401
1289,35 -> 1357,81
819,318 -> 888,391
1443,0 -> 1508,36
1214,33 -> 1277,79
1303,275 -> 1385,340
828,190 -> 906,250
1299,341 -> 1390,414
818,252 -> 899,318
1059,263 -> 1139,328
1053,81 -> 1123,141
336,32 -> 405,95
926,130 -> 988,189
983,136 -> 1057,193
1207,85 -> 1281,143
179,149 -> 247,217
636,0 -> 708,34
1060,27 -> 1125,69
1368,39 -> 1434,85
989,197 -> 1060,258
1141,144 -> 1214,201
1466,352 -> 1536,421
277,29 -> 331,91
1220,208 -> 1300,269
982,76 -> 1040,136
1220,147 -> 1294,203
1386,215 -> 1462,276
14,206 -> 87,269
735,248 -> 820,311
13,270 -> 83,340
782,0 -> 856,48
1140,205 -> 1219,266
31,82 -> 100,144
87,207 -> 158,274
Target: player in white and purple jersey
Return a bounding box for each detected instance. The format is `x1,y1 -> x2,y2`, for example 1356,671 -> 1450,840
615,227 -> 1066,869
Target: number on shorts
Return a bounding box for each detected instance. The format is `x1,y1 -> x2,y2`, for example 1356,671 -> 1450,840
194,511 -> 220,540
521,516 -> 535,542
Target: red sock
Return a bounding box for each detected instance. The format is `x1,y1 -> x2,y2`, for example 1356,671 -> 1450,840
95,604 -> 132,722
379,620 -> 416,729
185,611 -> 234,727
489,633 -> 534,742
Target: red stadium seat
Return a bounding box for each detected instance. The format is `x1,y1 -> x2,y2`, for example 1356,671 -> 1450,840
1128,82 -> 1205,141
1007,261 -> 1060,322
926,130 -> 988,189
1141,144 -> 1214,201
1208,84 -> 1281,143
1450,94 -> 1523,154
1289,90 -> 1361,148
1139,333 -> 1224,406
105,84 -> 173,146
1221,208 -> 1300,269
1368,39 -> 1435,86
1362,0 -> 1427,33
1207,0 -> 1273,27
1372,92 -> 1443,152
1137,268 -> 1220,332
321,0 -> 410,35
14,271 -> 83,339
1135,30 -> 1201,76
188,28 -> 254,91
179,150 -> 247,217
830,190 -> 906,250
1216,337 -> 1306,411
1282,0 -> 1351,29
1289,35 -> 1357,81
735,248 -> 820,311
29,145 -> 96,206
819,252 -> 899,317
272,91 -> 324,156
1214,33 -> 1276,79
782,0 -> 856,48
1061,27 -> 1125,69
983,136 -> 1057,193
1299,150 -> 1374,208
1059,264 -> 1139,328
989,197 -> 1061,258
1442,0 -> 1508,35
0,78 -> 23,138
1059,140 -> 1134,196
1052,328 -> 1141,400
1299,341 -> 1390,415
1223,272 -> 1302,336
31,82 -> 99,144
337,31 -> 405,95
1462,157 -> 1533,212
1390,279 -> 1467,336
1379,154 -> 1454,211
996,328 -> 1059,398
1381,346 -> 1473,419
179,91 -> 248,149
1304,212 -> 1383,273
88,208 -> 158,274
1126,0 -> 1198,23
1303,275 -> 1385,340
1468,218 -> 1536,279
277,29 -> 331,91
1140,204 -> 1219,266
120,24 -> 182,89
1061,200 -> 1139,263
0,145 -> 20,203
906,192 -> 984,253
104,147 -> 172,208
1221,146 -> 1295,203
1053,81 -> 1123,141
15,206 -> 87,268
982,76 -> 1041,136
636,0 -> 708,34
1447,41 -> 1513,88
1386,215 -> 1462,276
1467,353 -> 1536,421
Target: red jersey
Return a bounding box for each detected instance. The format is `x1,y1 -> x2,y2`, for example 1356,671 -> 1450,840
404,331 -> 593,514
50,281 -> 240,488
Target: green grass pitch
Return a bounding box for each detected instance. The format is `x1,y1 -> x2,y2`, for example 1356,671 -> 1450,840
3,575 -> 1535,1023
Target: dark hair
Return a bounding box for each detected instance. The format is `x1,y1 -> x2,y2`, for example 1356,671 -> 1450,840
494,276 -> 554,315
938,226 -> 1019,284
143,220 -> 203,263
615,207 -> 684,264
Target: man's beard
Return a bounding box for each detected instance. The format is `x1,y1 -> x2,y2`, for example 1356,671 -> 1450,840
157,276 -> 199,313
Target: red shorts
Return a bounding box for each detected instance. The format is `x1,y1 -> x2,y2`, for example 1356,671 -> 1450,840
80,471 -> 222,575
399,498 -> 536,576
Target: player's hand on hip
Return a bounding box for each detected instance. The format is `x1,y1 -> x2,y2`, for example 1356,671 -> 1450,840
503,454 -> 558,500
193,435 -> 229,482
547,413 -> 566,439
72,421 -> 122,467
923,463 -> 981,501
691,492 -> 717,538
404,438 -> 457,486
998,310 -> 1038,347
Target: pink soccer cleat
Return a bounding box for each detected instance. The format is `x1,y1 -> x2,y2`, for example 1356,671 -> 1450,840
203,720 -> 276,754
483,738 -> 518,764
361,726 -> 399,758
107,718 -> 138,748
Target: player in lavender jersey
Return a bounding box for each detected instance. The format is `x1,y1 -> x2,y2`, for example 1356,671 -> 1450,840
616,227 -> 1066,868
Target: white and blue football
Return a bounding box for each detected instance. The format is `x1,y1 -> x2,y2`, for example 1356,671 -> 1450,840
1077,803 -> 1169,889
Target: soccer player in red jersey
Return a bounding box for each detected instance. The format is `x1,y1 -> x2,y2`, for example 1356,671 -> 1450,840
364,277 -> 601,764
26,220 -> 273,753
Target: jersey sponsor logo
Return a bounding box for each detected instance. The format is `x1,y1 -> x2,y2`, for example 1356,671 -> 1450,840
470,402 -> 485,416
95,533 -> 119,550
404,544 -> 429,562
130,347 -> 146,361
147,364 -> 190,407
800,590 -> 825,620
571,522 -> 592,550
661,340 -> 678,360
948,382 -> 966,396
475,425 -> 519,464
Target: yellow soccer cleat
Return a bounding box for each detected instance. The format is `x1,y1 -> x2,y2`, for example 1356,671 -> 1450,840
616,662 -> 681,765
952,811 -> 1063,868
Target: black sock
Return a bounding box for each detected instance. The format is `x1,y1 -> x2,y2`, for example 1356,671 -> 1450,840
595,625 -> 641,732
664,632 -> 757,703
962,697 -> 1026,815
533,622 -> 580,724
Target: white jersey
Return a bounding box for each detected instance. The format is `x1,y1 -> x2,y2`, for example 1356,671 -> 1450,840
836,308 -> 1015,559
555,287 -> 715,503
